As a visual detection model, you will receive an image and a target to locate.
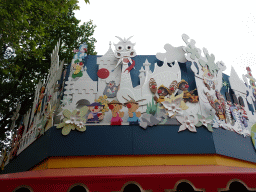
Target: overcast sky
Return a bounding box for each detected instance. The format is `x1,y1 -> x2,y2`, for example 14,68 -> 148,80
75,0 -> 256,78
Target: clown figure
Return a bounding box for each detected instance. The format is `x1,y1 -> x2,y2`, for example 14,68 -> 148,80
86,102 -> 104,123
154,85 -> 170,103
177,80 -> 198,103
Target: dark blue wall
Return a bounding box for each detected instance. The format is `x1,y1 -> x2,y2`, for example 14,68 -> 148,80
49,125 -> 215,156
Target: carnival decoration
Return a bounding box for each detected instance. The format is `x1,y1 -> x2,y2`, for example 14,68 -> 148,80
10,34 -> 256,164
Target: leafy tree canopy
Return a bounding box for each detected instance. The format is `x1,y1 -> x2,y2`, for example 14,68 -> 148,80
0,0 -> 96,140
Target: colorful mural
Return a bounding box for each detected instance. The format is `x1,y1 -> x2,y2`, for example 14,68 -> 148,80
3,34 -> 256,170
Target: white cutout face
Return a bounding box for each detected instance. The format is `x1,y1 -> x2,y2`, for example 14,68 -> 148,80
114,36 -> 136,59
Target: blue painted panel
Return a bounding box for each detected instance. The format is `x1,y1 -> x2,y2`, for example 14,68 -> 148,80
181,62 -> 197,92
212,128 -> 256,163
129,55 -> 157,87
221,73 -> 230,95
85,55 -> 158,87
133,125 -> 216,155
84,55 -> 100,81
50,125 -> 134,156
1,130 -> 51,174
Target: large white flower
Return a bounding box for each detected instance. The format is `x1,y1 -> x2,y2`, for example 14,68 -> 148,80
75,120 -> 86,129
161,97 -> 183,118
176,115 -> 197,132
195,114 -> 214,132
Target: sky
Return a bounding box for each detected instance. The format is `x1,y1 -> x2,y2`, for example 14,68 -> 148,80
74,0 -> 256,78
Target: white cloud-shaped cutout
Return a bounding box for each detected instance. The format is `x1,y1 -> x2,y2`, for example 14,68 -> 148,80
156,43 -> 187,63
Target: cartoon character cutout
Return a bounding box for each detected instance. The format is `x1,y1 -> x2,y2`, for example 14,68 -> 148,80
201,65 -> 217,90
245,67 -> 256,98
86,102 -> 104,123
123,96 -> 144,125
34,85 -> 46,115
149,78 -> 157,94
113,36 -> 137,73
153,85 -> 170,103
206,91 -> 226,122
240,106 -> 249,128
72,59 -> 84,79
214,100 -> 226,121
108,100 -> 124,125
235,103 -> 249,128
103,81 -> 119,98
177,80 -> 199,103
73,42 -> 87,61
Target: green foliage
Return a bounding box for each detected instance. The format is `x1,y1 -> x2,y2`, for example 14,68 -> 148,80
0,0 -> 96,139
146,97 -> 159,116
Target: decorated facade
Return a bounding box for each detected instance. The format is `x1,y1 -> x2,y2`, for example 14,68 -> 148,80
1,35 -> 256,192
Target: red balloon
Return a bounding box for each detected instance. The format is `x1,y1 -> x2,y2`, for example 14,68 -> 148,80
97,68 -> 110,79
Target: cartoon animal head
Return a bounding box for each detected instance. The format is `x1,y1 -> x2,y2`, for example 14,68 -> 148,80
114,36 -> 136,59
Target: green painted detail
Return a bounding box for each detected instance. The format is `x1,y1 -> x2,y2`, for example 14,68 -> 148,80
251,123 -> 256,148
72,71 -> 83,79
146,97 -> 160,116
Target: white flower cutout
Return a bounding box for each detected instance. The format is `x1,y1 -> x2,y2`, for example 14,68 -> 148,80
65,115 -> 76,124
76,120 -> 86,129
161,97 -> 183,117
195,114 -> 214,132
241,129 -> 250,137
176,115 -> 197,132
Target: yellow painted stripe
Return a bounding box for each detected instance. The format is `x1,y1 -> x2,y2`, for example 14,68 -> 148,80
31,154 -> 256,170
47,155 -> 217,169
215,155 -> 256,168
31,159 -> 48,171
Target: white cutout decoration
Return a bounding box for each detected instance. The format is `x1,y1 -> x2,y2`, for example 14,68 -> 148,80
156,44 -> 187,63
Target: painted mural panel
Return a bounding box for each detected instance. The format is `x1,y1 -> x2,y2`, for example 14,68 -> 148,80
4,34 -> 256,171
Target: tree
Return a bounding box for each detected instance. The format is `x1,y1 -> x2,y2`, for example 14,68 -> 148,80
0,0 -> 96,143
